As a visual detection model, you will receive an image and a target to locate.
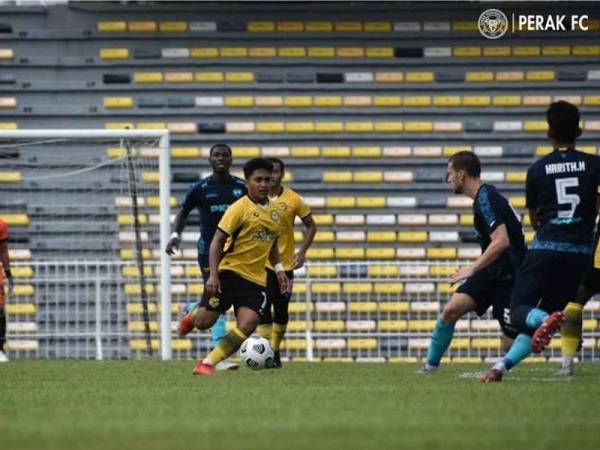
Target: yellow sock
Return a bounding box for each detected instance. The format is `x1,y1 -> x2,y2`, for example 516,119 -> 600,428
561,302 -> 583,356
257,324 -> 272,340
203,326 -> 247,366
271,323 -> 287,352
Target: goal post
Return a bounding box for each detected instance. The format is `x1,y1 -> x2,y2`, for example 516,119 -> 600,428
0,129 -> 173,360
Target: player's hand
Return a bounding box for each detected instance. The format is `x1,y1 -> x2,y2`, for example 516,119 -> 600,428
205,274 -> 221,297
291,251 -> 306,269
165,235 -> 181,256
276,272 -> 291,295
449,266 -> 474,285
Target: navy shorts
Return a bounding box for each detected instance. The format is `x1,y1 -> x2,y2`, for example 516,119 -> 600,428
510,249 -> 591,314
456,268 -> 518,338
199,270 -> 268,316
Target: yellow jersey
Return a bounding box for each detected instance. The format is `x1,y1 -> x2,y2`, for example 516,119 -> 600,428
267,187 -> 311,271
217,195 -> 282,287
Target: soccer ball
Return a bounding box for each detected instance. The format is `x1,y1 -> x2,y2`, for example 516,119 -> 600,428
239,336 -> 274,370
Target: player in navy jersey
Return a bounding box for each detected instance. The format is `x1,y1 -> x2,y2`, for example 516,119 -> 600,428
166,143 -> 247,371
481,101 -> 600,382
420,151 -> 525,373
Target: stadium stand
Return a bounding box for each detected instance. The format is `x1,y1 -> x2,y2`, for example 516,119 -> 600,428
1,1 -> 600,361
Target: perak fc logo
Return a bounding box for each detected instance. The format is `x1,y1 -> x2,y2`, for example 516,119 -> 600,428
479,9 -> 509,39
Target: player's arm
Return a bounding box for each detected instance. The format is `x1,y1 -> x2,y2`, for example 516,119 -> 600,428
528,208 -> 539,230
165,194 -> 196,255
205,229 -> 228,296
292,214 -> 317,269
269,238 -> 291,294
450,224 -> 510,284
0,239 -> 12,293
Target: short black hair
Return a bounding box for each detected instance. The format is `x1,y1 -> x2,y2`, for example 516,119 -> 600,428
547,101 -> 582,143
266,157 -> 285,173
448,151 -> 481,178
209,143 -> 232,156
243,158 -> 273,179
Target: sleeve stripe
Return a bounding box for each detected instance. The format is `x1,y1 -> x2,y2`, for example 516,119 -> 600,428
217,226 -> 231,237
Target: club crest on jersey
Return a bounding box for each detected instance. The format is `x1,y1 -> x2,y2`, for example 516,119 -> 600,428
208,296 -> 220,308
271,210 -> 280,221
233,189 -> 243,197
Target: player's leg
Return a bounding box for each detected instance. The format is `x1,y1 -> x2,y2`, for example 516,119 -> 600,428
271,270 -> 293,368
256,269 -> 276,341
420,289 -> 478,372
0,275 -> 8,362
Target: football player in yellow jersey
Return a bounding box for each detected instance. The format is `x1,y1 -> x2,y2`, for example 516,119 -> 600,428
257,158 -> 317,367
178,158 -> 291,376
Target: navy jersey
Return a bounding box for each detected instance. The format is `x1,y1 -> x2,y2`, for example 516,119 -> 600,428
473,184 -> 527,276
180,174 -> 247,256
526,149 -> 600,253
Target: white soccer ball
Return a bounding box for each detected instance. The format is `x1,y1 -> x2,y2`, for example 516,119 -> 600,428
239,336 -> 274,370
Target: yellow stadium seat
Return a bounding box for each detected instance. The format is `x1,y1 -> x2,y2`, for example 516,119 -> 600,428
314,96 -> 343,107
357,197 -> 385,208
128,321 -> 159,332
314,231 -> 334,243
315,122 -> 344,133
349,338 -> 378,350
147,196 -> 177,208
12,285 -> 34,296
345,121 -> 374,133
287,321 -> 307,332
366,47 -> 394,58
334,21 -> 363,32
579,146 -> 597,155
98,21 -> 126,32
323,172 -> 352,183
572,46 -> 600,56
375,72 -> 404,83
354,172 -> 383,183
344,96 -> 372,107
536,145 -> 553,157
327,197 -> 355,208
405,72 -> 434,83
405,122 -> 433,132
438,283 -> 458,295
0,172 -> 22,183
256,122 -> 285,133
378,320 -> 407,331
314,320 -> 345,332
307,47 -> 335,57
584,96 -> 600,106
284,96 -> 313,107
434,96 -> 462,107
288,301 -> 311,313
286,122 -> 315,133
307,265 -> 338,277
134,72 -> 163,83
524,121 -> 548,132
277,22 -> 304,32
187,284 -> 204,296
375,285 -> 405,296
306,22 -> 333,32
374,122 -> 404,133
450,338 -> 470,350
306,248 -> 335,259
506,172 -> 526,183
403,96 -> 431,107
526,71 -> 555,82
429,265 -> 458,277
454,47 -> 481,57
471,338 -> 502,349
465,71 -> 494,82
137,122 -> 165,130
364,21 -> 392,32
443,145 -> 472,157
247,21 -> 275,32
513,46 -> 541,56
278,47 -> 306,57
337,47 -> 364,58
117,215 -> 148,226
6,304 -> 36,315
248,47 -> 277,58
343,283 -> 373,295
312,214 -> 333,226
510,197 -> 526,208
368,265 -> 399,277
100,48 -> 129,60
225,72 -> 254,83
171,147 -> 200,159
165,72 -> 193,83
103,97 -> 133,109
463,96 -> 491,107
353,147 -> 382,158
225,96 -> 254,108
452,21 -> 478,32
231,146 -> 260,158
128,21 -> 157,32
336,248 -> 365,259
254,96 -> 283,107
124,284 -> 156,296
190,48 -> 219,58
427,248 -> 457,259
349,302 -> 378,313
493,95 -> 521,107
374,96 -> 402,107
12,267 -> 34,278
322,146 -> 351,158
281,339 -> 308,351
159,21 -> 188,32
398,232 -> 427,243
130,340 -> 160,351
291,146 -> 320,158
120,249 -> 152,260
482,46 -> 511,57
312,282 -> 341,294
220,48 -> 248,58
408,320 -> 436,331
523,95 -> 551,106
365,248 -> 394,260
367,231 -> 396,243
194,72 -> 223,82
542,46 -> 571,56
496,71 -> 524,82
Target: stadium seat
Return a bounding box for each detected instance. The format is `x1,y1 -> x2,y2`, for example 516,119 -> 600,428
374,284 -> 405,295
405,72 -> 435,83
306,248 -> 335,259
191,48 -> 219,58
375,72 -> 404,83
0,172 -> 22,183
465,71 -> 494,82
128,21 -> 157,32
526,71 -> 555,82
454,47 -> 481,57
100,48 -> 129,60
378,320 -> 408,331
482,46 -> 511,57
336,248 -> 365,259
307,47 -> 335,58
495,71 -> 524,82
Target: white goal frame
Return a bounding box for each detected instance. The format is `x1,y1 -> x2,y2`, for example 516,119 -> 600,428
1,129 -> 173,360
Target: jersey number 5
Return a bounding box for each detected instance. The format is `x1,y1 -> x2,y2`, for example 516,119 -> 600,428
555,177 -> 580,218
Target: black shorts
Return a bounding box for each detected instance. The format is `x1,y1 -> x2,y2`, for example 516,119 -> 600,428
583,267 -> 600,297
199,270 -> 268,316
456,268 -> 518,338
262,268 -> 294,323
511,249 -> 591,313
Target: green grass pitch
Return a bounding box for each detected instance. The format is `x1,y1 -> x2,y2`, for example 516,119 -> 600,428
1,361 -> 600,450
